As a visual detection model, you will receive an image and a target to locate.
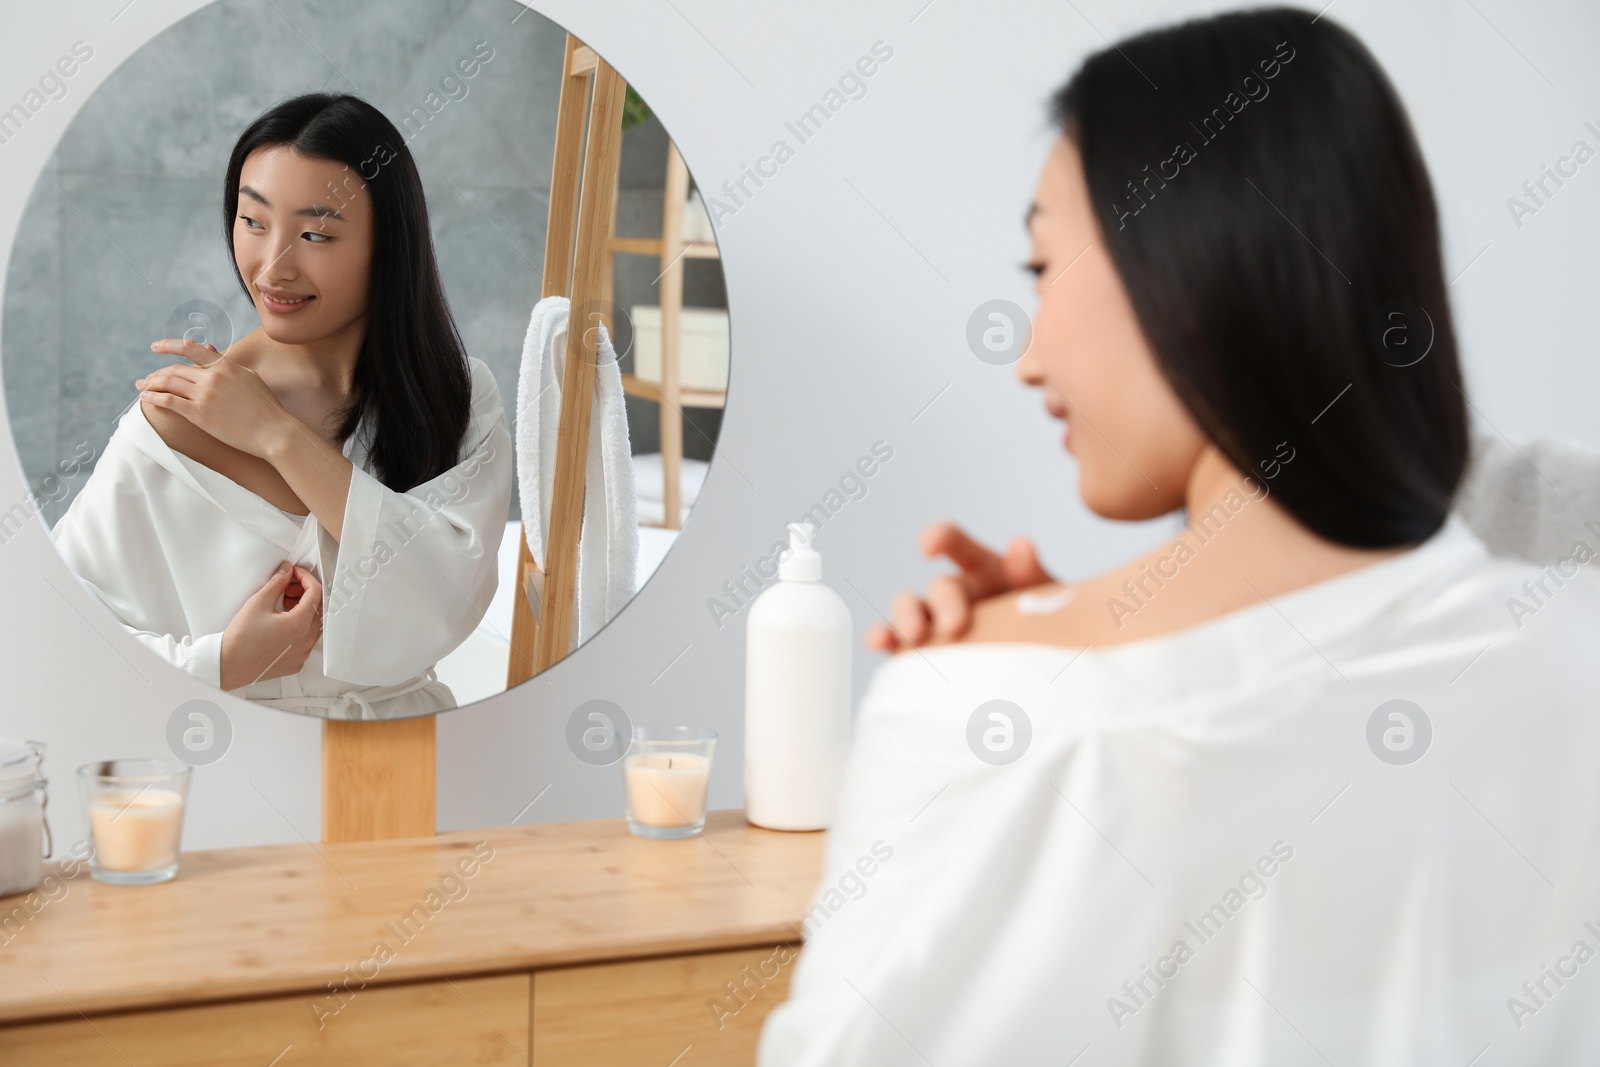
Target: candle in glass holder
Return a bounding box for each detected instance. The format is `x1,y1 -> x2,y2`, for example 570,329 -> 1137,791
77,759 -> 191,885
622,727 -> 717,839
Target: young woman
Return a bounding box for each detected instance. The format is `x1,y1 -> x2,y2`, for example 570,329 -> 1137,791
761,9 -> 1600,1063
50,93 -> 514,719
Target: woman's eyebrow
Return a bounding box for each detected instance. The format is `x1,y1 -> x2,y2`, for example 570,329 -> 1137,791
1024,201 -> 1041,229
238,185 -> 346,221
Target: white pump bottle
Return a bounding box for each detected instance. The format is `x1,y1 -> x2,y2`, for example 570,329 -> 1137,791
743,520 -> 852,830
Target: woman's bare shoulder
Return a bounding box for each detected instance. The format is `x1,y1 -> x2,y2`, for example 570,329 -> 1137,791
920,562 -> 1153,650
921,582 -> 1087,648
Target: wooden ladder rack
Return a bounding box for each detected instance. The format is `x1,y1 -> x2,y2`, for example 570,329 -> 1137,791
505,35 -> 627,688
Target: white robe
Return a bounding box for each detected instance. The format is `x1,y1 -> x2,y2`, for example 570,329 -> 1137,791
758,515 -> 1600,1065
49,356 -> 514,719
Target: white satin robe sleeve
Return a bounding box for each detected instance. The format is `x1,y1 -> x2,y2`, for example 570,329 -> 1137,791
125,628 -> 224,687
315,356 -> 514,685
49,428 -> 232,689
60,564 -> 226,689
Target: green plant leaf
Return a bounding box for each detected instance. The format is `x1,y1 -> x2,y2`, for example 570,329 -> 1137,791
621,85 -> 652,130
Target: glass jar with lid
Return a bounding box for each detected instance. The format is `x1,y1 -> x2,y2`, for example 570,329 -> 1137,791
0,739 -> 50,898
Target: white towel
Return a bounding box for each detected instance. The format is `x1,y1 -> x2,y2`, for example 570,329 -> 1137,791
516,295 -> 639,652
1454,425 -> 1600,566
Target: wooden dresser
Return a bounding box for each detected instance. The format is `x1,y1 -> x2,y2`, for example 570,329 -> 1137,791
0,809 -> 825,1065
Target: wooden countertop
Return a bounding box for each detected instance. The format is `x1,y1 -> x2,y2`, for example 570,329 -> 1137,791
0,809 -> 825,1026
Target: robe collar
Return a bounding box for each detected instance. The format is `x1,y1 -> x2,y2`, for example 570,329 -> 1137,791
115,395 -> 366,554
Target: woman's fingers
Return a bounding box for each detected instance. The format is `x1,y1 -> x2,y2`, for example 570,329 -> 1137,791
137,373 -> 198,401
150,338 -> 224,366
864,621 -> 901,652
925,573 -> 974,639
867,580 -> 965,651
920,520 -> 1001,571
888,589 -> 932,647
292,563 -> 321,590
292,566 -> 323,622
136,364 -> 203,389
1002,535 -> 1054,589
920,520 -> 1011,600
249,563 -> 295,607
863,526 -> 1059,654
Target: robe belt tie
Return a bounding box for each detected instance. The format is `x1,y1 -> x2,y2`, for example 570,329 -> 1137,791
252,667 -> 441,720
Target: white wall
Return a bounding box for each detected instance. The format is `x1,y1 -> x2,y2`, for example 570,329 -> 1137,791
3,0 -> 1596,851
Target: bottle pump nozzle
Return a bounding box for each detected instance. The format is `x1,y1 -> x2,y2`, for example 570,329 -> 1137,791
778,520 -> 822,581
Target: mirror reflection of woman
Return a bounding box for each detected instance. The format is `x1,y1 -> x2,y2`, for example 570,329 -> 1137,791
51,93 -> 514,719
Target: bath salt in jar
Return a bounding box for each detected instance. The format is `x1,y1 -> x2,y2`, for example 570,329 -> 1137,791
0,739 -> 50,898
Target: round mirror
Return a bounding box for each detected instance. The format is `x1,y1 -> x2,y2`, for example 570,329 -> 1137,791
4,0 -> 729,719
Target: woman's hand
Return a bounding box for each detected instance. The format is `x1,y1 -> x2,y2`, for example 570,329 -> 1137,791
137,339 -> 292,460
219,562 -> 324,690
864,521 -> 1056,652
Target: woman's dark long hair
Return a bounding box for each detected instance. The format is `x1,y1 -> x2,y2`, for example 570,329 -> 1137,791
1051,7 -> 1468,547
222,92 -> 470,492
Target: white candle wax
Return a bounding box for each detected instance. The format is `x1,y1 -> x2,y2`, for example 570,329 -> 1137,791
88,787 -> 185,872
625,752 -> 711,827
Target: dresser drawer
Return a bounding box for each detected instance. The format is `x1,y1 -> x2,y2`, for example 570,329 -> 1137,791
0,973 -> 528,1066
533,944 -> 800,1066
